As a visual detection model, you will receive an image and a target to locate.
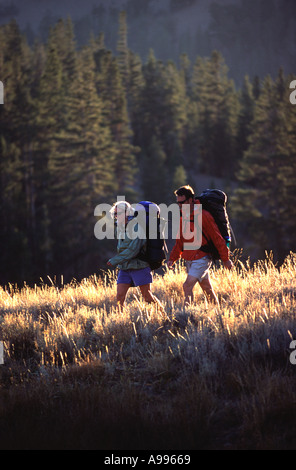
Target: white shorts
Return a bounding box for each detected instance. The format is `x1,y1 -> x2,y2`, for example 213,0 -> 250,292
186,255 -> 212,282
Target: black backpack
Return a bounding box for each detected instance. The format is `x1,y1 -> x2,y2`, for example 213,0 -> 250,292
196,189 -> 235,260
134,201 -> 168,270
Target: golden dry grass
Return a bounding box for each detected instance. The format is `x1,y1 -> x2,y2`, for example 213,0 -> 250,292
0,251 -> 296,449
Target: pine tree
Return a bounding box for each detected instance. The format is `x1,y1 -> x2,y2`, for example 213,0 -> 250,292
127,50 -> 144,131
117,11 -> 129,91
94,46 -> 137,198
141,136 -> 168,202
233,70 -> 296,259
137,49 -> 165,149
27,19 -> 80,277
34,25 -> 65,273
136,51 -> 188,200
172,164 -> 187,192
236,75 -> 255,160
191,51 -> 239,177
161,60 -> 187,171
0,21 -> 41,281
50,46 -> 117,272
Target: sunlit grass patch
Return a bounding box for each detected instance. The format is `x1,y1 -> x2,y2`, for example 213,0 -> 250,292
1,252 -> 296,449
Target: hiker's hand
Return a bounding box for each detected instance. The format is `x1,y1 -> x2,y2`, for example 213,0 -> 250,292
223,259 -> 233,270
167,260 -> 174,269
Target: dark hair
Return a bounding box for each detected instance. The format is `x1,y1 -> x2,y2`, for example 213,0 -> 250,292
174,185 -> 195,200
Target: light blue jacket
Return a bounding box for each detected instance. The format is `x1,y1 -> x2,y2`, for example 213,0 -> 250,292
108,223 -> 150,270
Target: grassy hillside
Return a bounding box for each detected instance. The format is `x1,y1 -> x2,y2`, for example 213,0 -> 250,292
0,251 -> 296,450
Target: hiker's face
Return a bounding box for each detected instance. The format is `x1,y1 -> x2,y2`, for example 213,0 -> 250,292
176,196 -> 194,212
115,209 -> 127,226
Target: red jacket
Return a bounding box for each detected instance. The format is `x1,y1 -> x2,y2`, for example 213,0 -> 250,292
169,200 -> 229,263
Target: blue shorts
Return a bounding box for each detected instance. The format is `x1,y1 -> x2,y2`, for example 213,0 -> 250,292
117,267 -> 153,287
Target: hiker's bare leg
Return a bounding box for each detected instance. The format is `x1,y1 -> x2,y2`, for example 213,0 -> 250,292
139,284 -> 155,303
183,275 -> 199,305
139,284 -> 164,311
117,283 -> 131,309
199,277 -> 219,305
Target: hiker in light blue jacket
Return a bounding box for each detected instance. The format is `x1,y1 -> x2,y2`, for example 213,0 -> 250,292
107,201 -> 162,310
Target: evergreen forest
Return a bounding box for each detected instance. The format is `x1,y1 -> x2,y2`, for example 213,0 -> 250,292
0,14 -> 295,285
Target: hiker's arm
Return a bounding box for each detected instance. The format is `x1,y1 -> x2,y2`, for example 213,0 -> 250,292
108,225 -> 146,266
168,231 -> 183,264
223,259 -> 233,270
108,237 -> 146,266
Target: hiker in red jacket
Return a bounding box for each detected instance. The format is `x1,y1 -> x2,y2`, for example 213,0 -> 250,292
167,185 -> 233,305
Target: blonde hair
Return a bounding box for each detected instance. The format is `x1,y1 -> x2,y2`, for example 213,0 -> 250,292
109,201 -> 134,219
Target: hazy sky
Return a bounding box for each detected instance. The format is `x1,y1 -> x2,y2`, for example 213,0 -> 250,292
1,0 -> 293,84
0,0 -> 237,31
